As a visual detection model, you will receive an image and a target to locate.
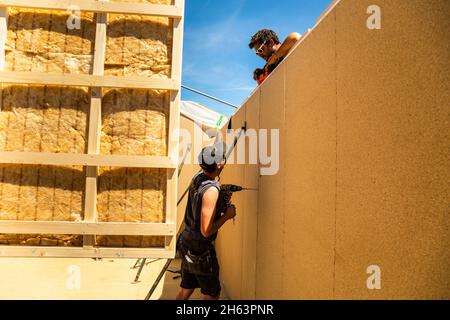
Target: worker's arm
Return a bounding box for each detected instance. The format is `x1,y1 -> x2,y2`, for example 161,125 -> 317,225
200,187 -> 236,238
266,32 -> 302,68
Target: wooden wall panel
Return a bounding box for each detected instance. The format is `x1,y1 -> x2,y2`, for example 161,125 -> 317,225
334,0 -> 450,299
240,91 -> 260,299
255,65 -> 286,299
283,10 -> 337,299
215,105 -> 246,299
205,0 -> 450,300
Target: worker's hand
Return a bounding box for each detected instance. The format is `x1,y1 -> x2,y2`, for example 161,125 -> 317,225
224,205 -> 236,221
266,53 -> 277,67
222,190 -> 232,205
266,53 -> 281,70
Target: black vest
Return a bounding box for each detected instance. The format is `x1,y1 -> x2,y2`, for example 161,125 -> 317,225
182,172 -> 223,246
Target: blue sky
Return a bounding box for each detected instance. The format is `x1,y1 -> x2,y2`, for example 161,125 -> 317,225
180,0 -> 333,117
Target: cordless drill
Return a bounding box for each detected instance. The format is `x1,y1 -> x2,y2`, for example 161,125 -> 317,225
220,184 -> 256,222
221,184 -> 246,193
220,184 -> 242,211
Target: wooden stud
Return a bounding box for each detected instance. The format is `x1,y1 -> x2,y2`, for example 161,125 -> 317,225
0,220 -> 175,236
83,3 -> 108,248
0,7 -> 7,71
0,0 -> 182,18
0,71 -> 180,90
0,7 -> 8,112
164,0 -> 184,254
0,152 -> 177,168
0,246 -> 175,259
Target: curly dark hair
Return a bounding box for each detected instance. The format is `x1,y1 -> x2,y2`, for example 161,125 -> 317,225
248,29 -> 280,49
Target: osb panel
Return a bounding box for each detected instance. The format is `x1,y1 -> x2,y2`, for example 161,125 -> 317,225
256,66 -> 286,299
216,0 -> 448,300
283,10 -> 336,299
0,3 -> 174,248
335,0 -> 450,299
215,105 -> 246,299
217,94 -> 260,299
241,91 -> 260,299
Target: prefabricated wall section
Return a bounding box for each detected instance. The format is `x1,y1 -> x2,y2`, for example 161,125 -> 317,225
216,0 -> 450,299
0,0 -> 184,257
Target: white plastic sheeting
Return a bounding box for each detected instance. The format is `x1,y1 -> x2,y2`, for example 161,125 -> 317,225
180,101 -> 229,129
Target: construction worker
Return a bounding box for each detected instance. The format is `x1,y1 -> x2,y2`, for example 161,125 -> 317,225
176,142 -> 236,300
249,29 -> 302,84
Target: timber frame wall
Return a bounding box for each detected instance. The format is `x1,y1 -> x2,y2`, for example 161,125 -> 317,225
0,0 -> 184,258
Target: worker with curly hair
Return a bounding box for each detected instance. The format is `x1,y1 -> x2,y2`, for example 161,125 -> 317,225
249,29 -> 301,84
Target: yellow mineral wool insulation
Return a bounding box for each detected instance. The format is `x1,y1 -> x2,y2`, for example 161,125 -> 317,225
105,15 -> 172,77
0,85 -> 90,153
0,7 -> 92,246
0,163 -> 84,246
97,89 -> 168,247
105,0 -> 173,77
97,0 -> 172,248
0,3 -> 173,248
0,164 -> 84,220
100,88 -> 168,156
96,167 -> 166,247
4,8 -> 95,74
0,233 -> 83,246
0,86 -> 87,247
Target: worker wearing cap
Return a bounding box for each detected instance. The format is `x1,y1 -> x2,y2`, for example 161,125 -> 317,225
176,142 -> 236,300
249,29 -> 301,85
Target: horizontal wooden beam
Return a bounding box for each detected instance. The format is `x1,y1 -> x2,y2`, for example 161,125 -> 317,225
0,152 -> 177,168
0,0 -> 182,18
0,71 -> 179,90
0,246 -> 175,259
0,220 -> 176,236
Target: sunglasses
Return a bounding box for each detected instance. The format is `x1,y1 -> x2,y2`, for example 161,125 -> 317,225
256,40 -> 267,55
